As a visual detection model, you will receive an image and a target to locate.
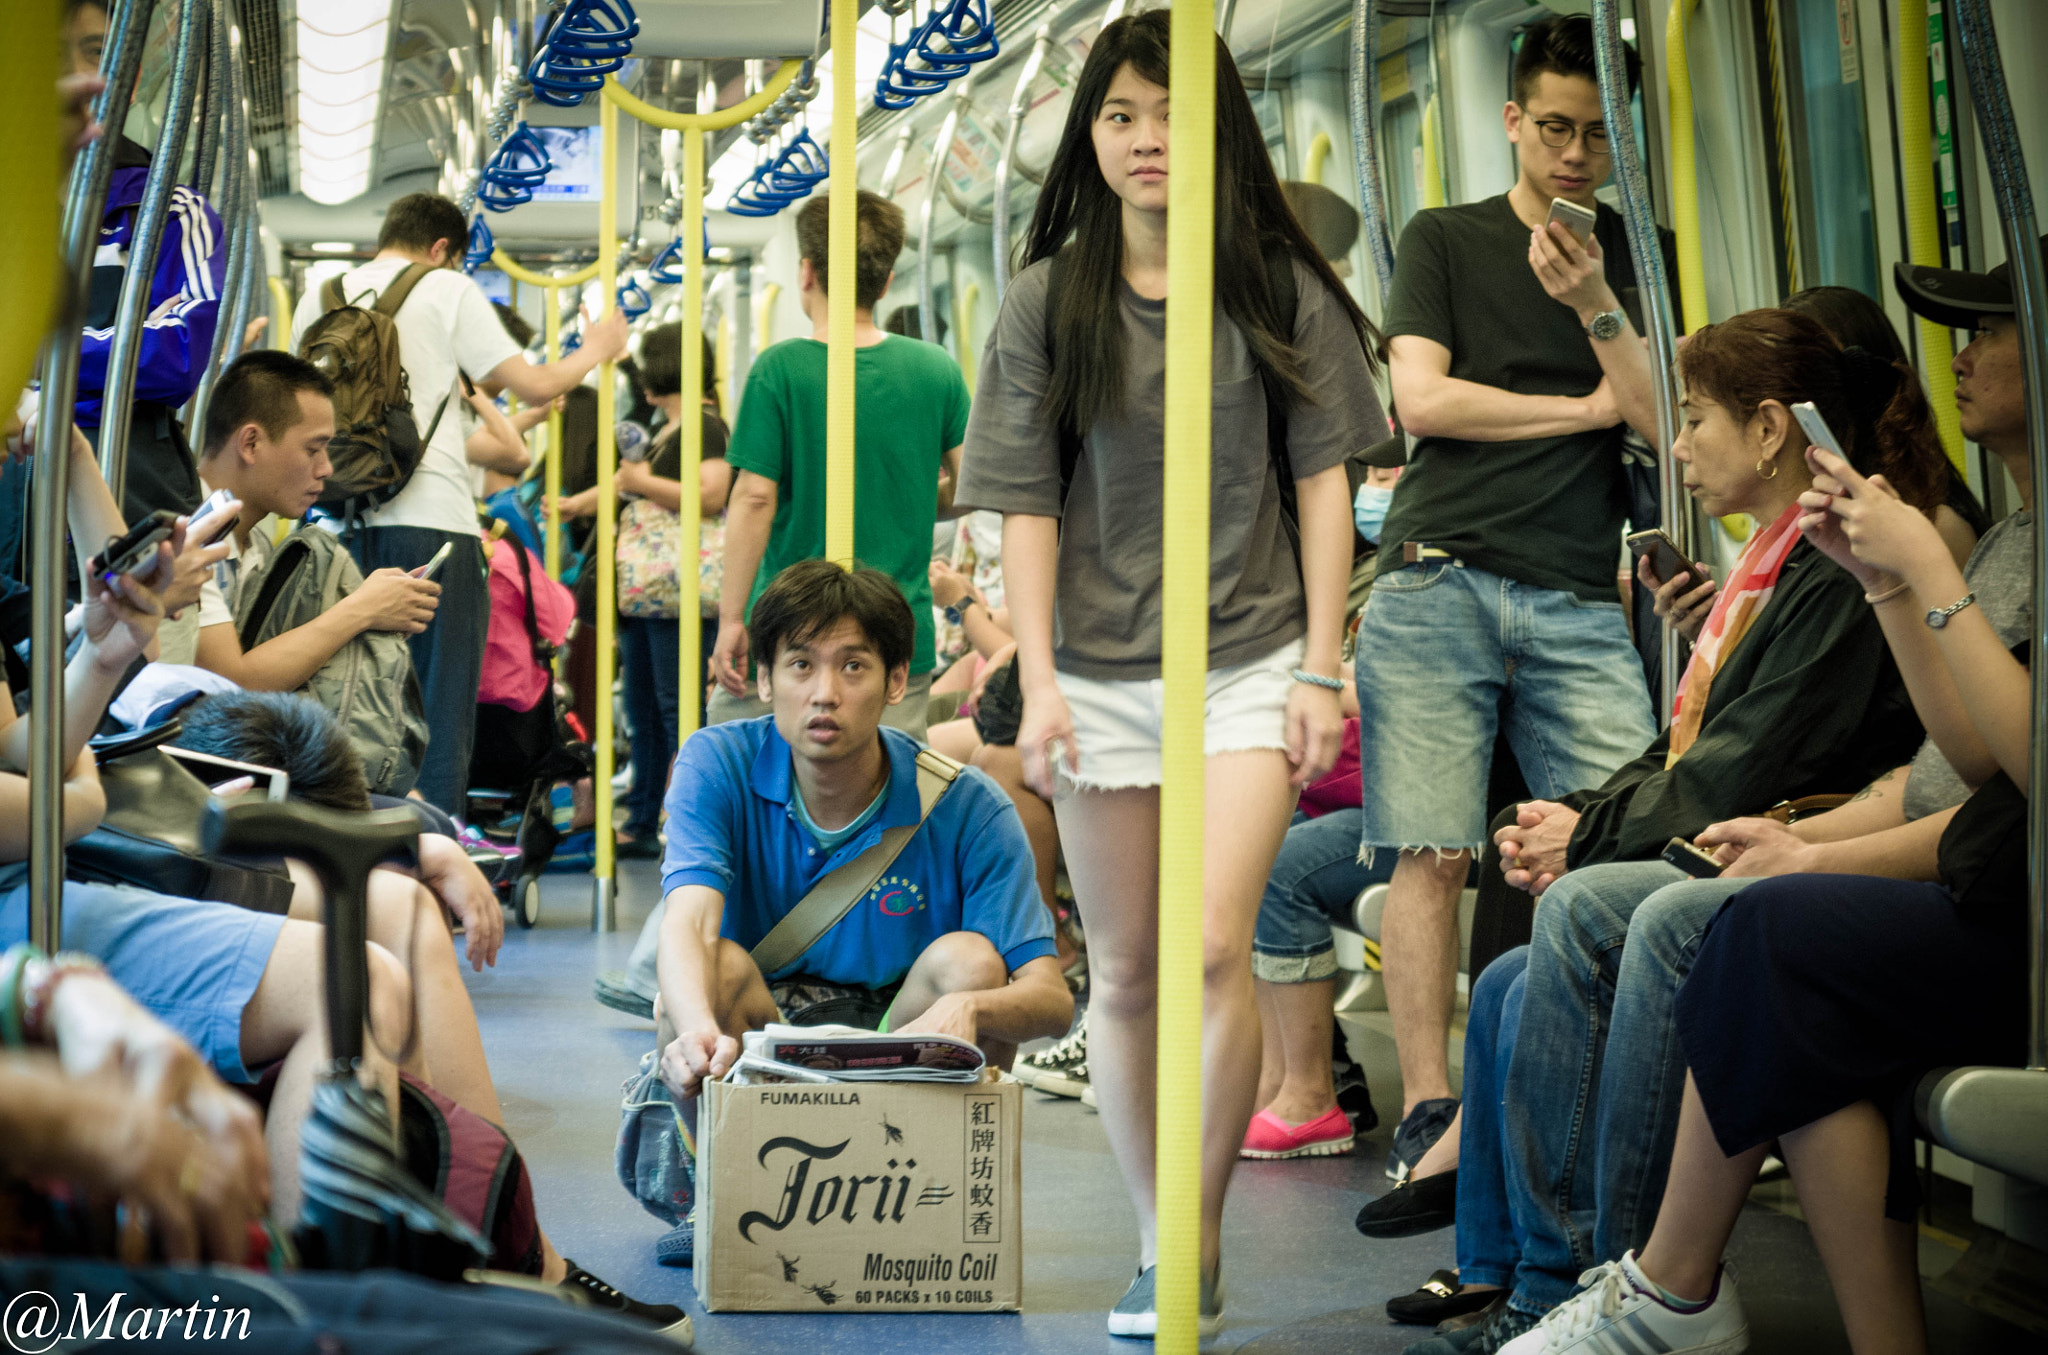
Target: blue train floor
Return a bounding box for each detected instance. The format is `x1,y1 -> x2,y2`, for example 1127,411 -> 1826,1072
463,862 -> 2025,1353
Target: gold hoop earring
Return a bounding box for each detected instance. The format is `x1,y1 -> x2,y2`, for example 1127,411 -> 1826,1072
1756,454 -> 1780,481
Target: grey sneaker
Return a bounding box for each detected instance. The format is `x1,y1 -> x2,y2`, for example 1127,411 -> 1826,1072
1015,1014 -> 1089,1097
1386,1096 -> 1460,1182
595,970 -> 656,1021
1106,1264 -> 1223,1339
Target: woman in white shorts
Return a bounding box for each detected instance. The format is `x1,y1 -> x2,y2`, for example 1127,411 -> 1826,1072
954,9 -> 1385,1336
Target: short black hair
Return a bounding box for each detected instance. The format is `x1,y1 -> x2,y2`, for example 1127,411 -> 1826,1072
176,691 -> 372,813
882,306 -> 946,345
492,301 -> 535,350
749,560 -> 915,678
1513,13 -> 1639,106
377,192 -> 468,258
202,350 -> 334,454
1781,286 -> 1909,365
637,322 -> 716,400
795,191 -> 905,309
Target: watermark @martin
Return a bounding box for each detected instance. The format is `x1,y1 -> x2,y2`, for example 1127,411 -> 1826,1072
5,1290 -> 253,1351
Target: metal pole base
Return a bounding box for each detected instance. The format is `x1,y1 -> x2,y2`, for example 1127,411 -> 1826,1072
592,875 -> 616,933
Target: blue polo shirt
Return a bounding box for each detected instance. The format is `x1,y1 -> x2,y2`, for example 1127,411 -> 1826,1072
660,717 -> 1055,988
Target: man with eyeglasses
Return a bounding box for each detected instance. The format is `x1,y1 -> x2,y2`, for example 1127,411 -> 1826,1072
1351,11 -> 1670,1191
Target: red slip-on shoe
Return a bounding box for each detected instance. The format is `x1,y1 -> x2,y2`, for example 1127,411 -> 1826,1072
1240,1106 -> 1356,1159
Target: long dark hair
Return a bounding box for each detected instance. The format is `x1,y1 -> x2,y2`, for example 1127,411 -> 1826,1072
1022,9 -> 1381,437
1677,308 -> 1946,514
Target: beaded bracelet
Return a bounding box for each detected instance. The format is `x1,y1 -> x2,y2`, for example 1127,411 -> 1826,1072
0,943 -> 44,1049
1289,668 -> 1344,691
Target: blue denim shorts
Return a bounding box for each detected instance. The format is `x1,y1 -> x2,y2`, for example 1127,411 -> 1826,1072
1250,808 -> 1395,981
1,880 -> 286,1083
1352,562 -> 1654,852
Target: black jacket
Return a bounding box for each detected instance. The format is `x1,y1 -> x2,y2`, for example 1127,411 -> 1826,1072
1564,540 -> 1924,868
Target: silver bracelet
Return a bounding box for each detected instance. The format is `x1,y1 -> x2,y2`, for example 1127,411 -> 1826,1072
1289,668 -> 1343,691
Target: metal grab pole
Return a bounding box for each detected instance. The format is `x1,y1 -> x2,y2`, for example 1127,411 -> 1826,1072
221,215 -> 263,369
192,0 -> 227,204
993,25 -> 1052,300
99,0 -> 211,509
825,0 -> 857,567
1590,0 -> 1685,717
27,0 -> 161,951
920,77 -> 974,344
1949,0 -> 2048,1072
1346,0 -> 1395,304
678,123 -> 705,756
191,5 -> 251,435
595,90 -> 621,931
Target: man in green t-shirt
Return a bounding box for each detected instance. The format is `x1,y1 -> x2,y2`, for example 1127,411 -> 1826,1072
709,189 -> 969,739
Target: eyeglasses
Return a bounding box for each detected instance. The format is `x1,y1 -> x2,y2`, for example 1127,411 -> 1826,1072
1527,114 -> 1610,156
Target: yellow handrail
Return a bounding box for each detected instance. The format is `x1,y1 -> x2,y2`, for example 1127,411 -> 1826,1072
1159,1 -> 1214,1347
677,122 -> 707,752
1895,0 -> 1965,472
1419,92 -> 1446,209
267,276 -> 292,346
543,289 -> 564,580
593,89 -> 621,913
1304,130 -> 1332,186
955,280 -> 979,397
825,0 -> 857,566
1666,0 -> 1708,332
756,282 -> 781,355
601,60 -> 801,131
2,0 -> 61,405
492,249 -> 604,289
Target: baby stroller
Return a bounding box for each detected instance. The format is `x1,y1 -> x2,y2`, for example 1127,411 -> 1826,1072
467,517 -> 592,927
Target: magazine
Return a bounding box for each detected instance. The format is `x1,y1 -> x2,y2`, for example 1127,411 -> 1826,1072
740,1023 -> 986,1083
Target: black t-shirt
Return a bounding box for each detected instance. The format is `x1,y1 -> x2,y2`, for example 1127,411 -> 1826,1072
1380,194 -> 1663,600
647,408 -> 730,481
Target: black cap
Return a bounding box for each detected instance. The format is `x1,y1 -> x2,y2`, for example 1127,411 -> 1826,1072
1894,233 -> 2048,330
1360,432 -> 1406,469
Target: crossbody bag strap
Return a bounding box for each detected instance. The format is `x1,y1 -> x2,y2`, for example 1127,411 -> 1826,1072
748,749 -> 964,977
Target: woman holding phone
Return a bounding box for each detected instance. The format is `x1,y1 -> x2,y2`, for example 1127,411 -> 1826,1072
953,10 -> 1381,1334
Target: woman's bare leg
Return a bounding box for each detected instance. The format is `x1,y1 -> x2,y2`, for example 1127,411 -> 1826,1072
1780,1101 -> 1928,1355
1254,975 -> 1340,1125
1633,1073 -> 1768,1300
972,743 -> 1076,967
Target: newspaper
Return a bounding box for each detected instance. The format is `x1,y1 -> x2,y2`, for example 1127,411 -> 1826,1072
738,1023 -> 985,1083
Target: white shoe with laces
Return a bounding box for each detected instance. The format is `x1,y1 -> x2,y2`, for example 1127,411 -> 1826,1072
1495,1252 -> 1747,1355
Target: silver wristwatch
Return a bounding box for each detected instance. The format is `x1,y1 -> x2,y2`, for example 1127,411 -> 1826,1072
1584,309 -> 1626,341
1924,592 -> 1977,630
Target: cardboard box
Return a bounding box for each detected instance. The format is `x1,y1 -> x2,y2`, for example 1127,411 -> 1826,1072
694,1074 -> 1022,1313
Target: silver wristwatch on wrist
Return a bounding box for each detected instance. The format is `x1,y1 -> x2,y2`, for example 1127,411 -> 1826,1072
1924,592 -> 1977,630
1584,309 -> 1626,341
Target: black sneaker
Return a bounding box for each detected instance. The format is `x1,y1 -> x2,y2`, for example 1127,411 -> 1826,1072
595,970 -> 656,1021
1334,1061 -> 1379,1134
1356,1167 -> 1457,1238
1386,1096 -> 1459,1182
559,1260 -> 691,1340
1016,1013 -> 1089,1097
1472,1299 -> 1538,1354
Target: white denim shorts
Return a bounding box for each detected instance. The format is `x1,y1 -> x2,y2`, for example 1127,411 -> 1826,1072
1051,638 -> 1303,793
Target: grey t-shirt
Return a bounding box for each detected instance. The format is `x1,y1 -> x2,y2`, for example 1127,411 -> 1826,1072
955,257 -> 1385,680
1901,509 -> 2035,820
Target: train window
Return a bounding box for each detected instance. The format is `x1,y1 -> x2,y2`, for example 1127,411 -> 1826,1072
1780,0 -> 1881,296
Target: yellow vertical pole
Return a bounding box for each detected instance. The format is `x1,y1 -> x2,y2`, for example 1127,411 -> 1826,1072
955,281 -> 979,398
544,290 -> 564,580
717,309 -> 734,423
825,0 -> 858,567
594,92 -> 620,928
1158,2 -> 1213,1350
1666,0 -> 1709,332
757,282 -> 781,355
680,125 -> 706,750
1896,0 -> 1965,471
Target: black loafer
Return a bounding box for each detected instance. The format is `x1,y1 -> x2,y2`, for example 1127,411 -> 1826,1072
1385,1270 -> 1498,1327
1356,1167 -> 1458,1239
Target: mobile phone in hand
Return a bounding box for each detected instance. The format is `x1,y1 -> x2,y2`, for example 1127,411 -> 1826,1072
1626,528 -> 1698,592
1789,401 -> 1846,458
1546,196 -> 1598,245
414,541 -> 455,581
187,487 -> 241,549
89,509 -> 179,581
1662,836 -> 1725,879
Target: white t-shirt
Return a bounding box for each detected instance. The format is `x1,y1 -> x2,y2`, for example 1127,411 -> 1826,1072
289,258 -> 521,536
191,476 -> 276,632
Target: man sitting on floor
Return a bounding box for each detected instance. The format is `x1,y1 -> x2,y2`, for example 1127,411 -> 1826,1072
654,559 -> 1072,1099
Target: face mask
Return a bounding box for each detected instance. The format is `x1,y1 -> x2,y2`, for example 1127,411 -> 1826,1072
1354,483 -> 1395,543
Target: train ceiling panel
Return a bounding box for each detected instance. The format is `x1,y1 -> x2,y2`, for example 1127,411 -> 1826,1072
631,0 -> 825,60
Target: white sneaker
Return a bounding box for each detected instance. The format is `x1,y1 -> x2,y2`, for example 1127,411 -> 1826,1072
1015,1014 -> 1089,1098
1496,1252 -> 1748,1355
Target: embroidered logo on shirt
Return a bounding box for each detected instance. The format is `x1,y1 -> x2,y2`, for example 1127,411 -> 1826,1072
870,874 -> 926,917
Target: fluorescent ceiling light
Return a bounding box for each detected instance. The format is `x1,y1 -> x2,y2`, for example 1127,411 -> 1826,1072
297,1 -> 393,205
310,241 -> 358,252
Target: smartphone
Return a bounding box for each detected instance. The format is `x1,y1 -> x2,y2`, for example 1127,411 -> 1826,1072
1662,836 -> 1726,880
414,541 -> 455,581
165,746 -> 291,803
1546,196 -> 1598,245
1625,528 -> 1698,593
1789,401 -> 1846,458
89,509 -> 179,580
186,488 -> 241,549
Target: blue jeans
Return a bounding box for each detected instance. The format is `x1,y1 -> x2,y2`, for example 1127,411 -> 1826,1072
1500,861 -> 1754,1313
618,614 -> 682,838
1352,562 -> 1654,852
1249,808 -> 1394,982
1456,947 -> 1529,1289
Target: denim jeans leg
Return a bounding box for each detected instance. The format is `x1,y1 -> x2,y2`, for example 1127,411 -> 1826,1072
645,616 -> 682,815
1455,948 -> 1530,1288
618,618 -> 658,835
1503,860 -> 1686,1313
1592,877 -> 1754,1262
1500,587 -> 1657,801
1249,808 -> 1390,982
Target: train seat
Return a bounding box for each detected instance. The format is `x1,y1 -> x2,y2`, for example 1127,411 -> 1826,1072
1916,1066 -> 2048,1187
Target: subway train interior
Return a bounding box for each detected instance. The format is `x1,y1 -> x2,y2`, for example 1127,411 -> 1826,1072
4,0 -> 2048,1352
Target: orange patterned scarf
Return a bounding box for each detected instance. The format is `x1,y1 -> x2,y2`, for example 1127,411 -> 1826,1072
1666,504 -> 1804,766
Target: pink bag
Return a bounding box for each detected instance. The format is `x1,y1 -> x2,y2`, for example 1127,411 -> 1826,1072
479,534 -> 575,712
